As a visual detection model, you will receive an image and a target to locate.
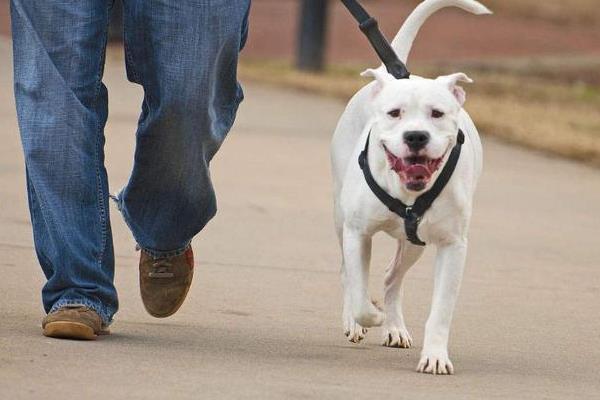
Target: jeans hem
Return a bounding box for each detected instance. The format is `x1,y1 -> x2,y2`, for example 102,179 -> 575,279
139,241 -> 192,259
110,192 -> 193,259
50,298 -> 114,327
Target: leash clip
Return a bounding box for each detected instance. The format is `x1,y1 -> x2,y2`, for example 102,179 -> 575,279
404,206 -> 421,223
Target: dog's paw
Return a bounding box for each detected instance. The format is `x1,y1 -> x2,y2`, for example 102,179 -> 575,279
344,307 -> 367,343
344,323 -> 368,343
343,298 -> 367,343
382,326 -> 412,348
416,350 -> 454,375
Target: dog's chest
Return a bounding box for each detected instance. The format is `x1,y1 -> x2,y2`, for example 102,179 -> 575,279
380,214 -> 425,241
375,202 -> 460,244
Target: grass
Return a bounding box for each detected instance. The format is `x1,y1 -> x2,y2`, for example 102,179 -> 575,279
239,59 -> 600,166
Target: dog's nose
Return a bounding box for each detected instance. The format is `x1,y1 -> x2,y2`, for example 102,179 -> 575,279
403,130 -> 430,152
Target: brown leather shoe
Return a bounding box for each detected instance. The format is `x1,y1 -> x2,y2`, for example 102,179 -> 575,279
139,246 -> 194,318
42,305 -> 109,340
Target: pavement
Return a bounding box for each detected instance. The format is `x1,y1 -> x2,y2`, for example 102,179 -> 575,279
1,38 -> 600,399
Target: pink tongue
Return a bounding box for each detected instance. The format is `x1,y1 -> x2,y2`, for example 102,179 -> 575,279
405,165 -> 430,179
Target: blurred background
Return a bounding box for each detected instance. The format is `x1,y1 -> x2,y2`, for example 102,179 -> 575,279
1,0 -> 599,165
237,0 -> 600,165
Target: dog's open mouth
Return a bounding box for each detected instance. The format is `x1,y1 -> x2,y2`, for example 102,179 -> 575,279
383,146 -> 445,192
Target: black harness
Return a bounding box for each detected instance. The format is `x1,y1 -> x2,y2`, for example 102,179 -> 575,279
358,130 -> 465,246
341,0 -> 465,246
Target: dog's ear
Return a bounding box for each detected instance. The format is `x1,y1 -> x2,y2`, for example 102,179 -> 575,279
436,73 -> 473,106
361,67 -> 395,96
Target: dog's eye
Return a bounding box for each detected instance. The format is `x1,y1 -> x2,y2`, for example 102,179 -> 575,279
431,109 -> 445,119
387,109 -> 401,118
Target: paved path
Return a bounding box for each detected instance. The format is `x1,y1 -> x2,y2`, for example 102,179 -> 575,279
1,40 -> 599,399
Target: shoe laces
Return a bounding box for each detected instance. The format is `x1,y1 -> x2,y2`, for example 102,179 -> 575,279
148,259 -> 175,279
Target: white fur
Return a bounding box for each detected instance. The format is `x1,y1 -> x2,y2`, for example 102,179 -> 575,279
331,0 -> 491,375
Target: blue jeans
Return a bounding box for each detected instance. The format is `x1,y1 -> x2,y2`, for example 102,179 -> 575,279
11,0 -> 250,325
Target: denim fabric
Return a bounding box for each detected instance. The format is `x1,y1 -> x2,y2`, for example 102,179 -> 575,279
11,0 -> 250,325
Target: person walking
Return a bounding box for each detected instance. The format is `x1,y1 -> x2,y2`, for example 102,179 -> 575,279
10,0 -> 251,339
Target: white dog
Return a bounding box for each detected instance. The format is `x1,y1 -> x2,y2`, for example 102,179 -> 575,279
331,0 -> 491,374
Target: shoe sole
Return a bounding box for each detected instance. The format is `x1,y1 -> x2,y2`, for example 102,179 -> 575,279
43,321 -> 97,340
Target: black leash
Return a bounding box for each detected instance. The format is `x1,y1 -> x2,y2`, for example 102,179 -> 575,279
358,130 -> 465,246
341,0 -> 464,246
340,0 -> 410,79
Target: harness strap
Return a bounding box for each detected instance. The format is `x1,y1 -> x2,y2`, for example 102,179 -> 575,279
358,130 -> 465,246
340,0 -> 410,79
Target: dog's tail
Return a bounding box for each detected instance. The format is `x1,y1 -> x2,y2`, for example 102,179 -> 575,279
391,0 -> 492,64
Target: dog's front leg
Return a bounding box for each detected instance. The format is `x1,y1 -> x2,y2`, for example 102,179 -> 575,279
342,226 -> 385,331
382,241 -> 424,348
417,240 -> 467,375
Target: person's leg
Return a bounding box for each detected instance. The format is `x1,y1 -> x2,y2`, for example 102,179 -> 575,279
116,0 -> 250,257
11,0 -> 117,325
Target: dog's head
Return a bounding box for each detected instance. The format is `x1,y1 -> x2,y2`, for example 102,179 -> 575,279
362,68 -> 471,192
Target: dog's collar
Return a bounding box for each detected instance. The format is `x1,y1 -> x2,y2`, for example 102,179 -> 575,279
358,129 -> 465,246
